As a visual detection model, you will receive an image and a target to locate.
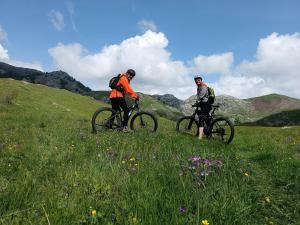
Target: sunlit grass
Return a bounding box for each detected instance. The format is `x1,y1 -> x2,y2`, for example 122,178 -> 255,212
0,79 -> 299,224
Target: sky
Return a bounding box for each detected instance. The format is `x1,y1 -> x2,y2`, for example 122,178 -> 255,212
0,0 -> 300,100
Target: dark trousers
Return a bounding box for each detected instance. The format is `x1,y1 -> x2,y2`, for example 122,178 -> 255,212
197,102 -> 212,127
110,97 -> 129,127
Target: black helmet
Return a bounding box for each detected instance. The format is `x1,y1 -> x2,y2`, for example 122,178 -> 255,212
126,69 -> 136,77
194,75 -> 202,82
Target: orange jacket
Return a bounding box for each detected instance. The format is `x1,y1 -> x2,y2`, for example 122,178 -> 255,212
109,74 -> 138,99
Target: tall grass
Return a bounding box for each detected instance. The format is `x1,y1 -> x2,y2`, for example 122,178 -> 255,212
0,79 -> 299,225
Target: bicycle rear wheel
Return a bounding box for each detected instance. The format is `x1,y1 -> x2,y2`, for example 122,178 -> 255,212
130,112 -> 158,132
209,117 -> 234,144
91,107 -> 120,133
176,116 -> 199,136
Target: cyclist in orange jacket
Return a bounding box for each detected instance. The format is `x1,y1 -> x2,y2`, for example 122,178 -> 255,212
109,69 -> 139,132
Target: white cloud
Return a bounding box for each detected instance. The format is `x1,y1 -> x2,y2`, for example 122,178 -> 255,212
0,25 -> 8,44
138,19 -> 158,32
49,10 -> 65,31
0,44 -> 9,60
66,1 -> 77,32
49,31 -> 192,98
236,33 -> 300,97
213,32 -> 300,98
212,75 -> 272,99
193,52 -> 233,75
48,31 -> 300,100
0,43 -> 43,71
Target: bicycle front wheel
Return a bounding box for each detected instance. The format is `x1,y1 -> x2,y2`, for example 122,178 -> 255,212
130,112 -> 158,132
176,116 -> 199,137
91,107 -> 120,134
209,117 -> 234,144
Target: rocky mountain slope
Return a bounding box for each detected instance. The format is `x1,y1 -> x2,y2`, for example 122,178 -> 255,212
0,62 -> 91,94
151,94 -> 184,109
180,93 -> 300,125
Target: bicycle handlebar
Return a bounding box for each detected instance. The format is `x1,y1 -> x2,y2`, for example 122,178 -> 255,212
192,102 -> 200,107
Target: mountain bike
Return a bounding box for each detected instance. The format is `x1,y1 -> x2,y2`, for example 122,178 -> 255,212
176,103 -> 234,144
92,100 -> 158,133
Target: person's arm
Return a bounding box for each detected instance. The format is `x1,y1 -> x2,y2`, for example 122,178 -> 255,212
120,76 -> 138,99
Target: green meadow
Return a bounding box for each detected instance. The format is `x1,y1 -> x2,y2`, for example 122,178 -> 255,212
0,79 -> 299,225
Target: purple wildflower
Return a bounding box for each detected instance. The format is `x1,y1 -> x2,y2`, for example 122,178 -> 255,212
189,156 -> 201,162
204,159 -> 211,166
179,206 -> 187,214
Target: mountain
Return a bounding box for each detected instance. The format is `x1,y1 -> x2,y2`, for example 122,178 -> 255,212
1,61 -> 299,125
136,93 -> 183,121
0,61 -> 91,94
181,93 -> 300,125
246,93 -> 300,114
151,94 -> 184,109
88,90 -> 111,103
181,94 -> 253,120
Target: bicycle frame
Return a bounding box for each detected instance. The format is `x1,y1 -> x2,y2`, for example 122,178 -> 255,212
112,101 -> 140,127
190,104 -> 219,133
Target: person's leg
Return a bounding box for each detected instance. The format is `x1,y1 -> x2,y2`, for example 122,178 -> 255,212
198,102 -> 211,140
110,98 -> 120,112
117,98 -> 129,128
198,119 -> 205,139
110,98 -> 120,127
204,104 -> 212,126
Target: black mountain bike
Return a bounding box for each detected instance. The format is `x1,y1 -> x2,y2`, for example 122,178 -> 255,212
92,100 -> 158,133
176,103 -> 234,144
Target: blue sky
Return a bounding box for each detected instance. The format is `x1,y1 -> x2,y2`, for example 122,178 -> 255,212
0,0 -> 300,99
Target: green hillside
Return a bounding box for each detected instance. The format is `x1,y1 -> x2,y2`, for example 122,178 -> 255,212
246,93 -> 300,115
137,93 -> 183,121
0,79 -> 299,225
255,109 -> 300,126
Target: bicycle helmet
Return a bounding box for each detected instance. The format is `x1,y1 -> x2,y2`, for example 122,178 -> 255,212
194,75 -> 202,82
126,69 -> 136,77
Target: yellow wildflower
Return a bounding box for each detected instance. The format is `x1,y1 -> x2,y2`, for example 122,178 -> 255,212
134,163 -> 138,166
91,210 -> 97,217
122,160 -> 126,164
244,172 -> 250,177
129,157 -> 135,161
132,216 -> 138,224
265,196 -> 271,203
201,219 -> 209,225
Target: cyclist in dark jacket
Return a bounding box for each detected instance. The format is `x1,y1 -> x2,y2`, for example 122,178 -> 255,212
194,75 -> 212,140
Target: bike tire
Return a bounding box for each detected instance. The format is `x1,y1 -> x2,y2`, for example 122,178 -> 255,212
91,107 -> 118,134
130,111 -> 158,132
209,117 -> 234,144
176,116 -> 199,136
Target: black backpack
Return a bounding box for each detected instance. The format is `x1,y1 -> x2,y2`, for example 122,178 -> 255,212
109,74 -> 124,92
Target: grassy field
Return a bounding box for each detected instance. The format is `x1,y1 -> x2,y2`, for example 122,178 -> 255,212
0,79 -> 299,225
